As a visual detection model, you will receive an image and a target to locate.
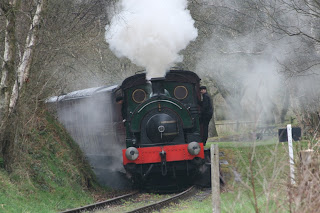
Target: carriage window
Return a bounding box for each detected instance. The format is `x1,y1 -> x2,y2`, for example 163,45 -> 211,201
174,86 -> 188,100
132,89 -> 146,103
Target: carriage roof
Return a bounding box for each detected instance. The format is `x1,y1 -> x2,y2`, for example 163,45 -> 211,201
46,85 -> 118,103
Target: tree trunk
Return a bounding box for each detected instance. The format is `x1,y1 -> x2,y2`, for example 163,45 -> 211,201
280,88 -> 290,124
271,101 -> 280,124
0,1 -> 17,168
9,0 -> 45,112
0,113 -> 16,171
0,0 -> 16,123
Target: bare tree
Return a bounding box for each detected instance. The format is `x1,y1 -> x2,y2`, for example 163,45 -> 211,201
0,0 -> 122,170
0,0 -> 46,169
187,0 -> 320,133
248,0 -> 320,133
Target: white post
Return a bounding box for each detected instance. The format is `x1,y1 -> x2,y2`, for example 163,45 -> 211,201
287,124 -> 295,185
211,144 -> 220,213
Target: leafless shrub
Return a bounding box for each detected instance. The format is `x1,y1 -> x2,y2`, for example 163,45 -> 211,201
290,149 -> 320,212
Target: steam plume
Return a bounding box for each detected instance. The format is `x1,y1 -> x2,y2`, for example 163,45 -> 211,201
105,0 -> 198,79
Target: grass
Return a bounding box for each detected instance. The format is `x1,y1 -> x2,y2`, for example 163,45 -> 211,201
162,137 -> 310,212
164,190 -> 286,213
0,110 -> 106,213
0,175 -> 93,212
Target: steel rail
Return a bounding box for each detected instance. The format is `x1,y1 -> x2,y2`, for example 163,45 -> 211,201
126,185 -> 196,213
59,191 -> 139,213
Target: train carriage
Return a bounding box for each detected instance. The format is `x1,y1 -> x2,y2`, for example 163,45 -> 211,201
46,85 -> 128,188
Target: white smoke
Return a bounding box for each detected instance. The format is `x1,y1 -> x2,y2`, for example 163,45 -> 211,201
195,30 -> 287,122
105,0 -> 198,79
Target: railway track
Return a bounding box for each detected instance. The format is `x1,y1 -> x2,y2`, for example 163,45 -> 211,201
60,185 -> 197,213
126,185 -> 196,213
59,191 -> 139,213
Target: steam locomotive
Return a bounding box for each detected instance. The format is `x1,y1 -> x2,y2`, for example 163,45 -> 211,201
46,69 -> 210,189
118,70 -> 209,188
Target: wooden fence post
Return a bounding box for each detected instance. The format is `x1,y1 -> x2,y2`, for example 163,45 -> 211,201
211,144 -> 220,213
300,149 -> 314,170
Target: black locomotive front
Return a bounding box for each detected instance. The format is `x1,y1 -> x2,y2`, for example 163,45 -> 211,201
119,70 -> 206,186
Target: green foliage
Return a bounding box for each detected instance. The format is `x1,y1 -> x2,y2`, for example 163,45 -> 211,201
0,110 -> 105,212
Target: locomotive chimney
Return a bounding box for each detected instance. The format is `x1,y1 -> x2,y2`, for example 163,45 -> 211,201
151,77 -> 165,96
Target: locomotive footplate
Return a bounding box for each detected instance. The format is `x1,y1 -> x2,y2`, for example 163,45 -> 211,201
122,143 -> 205,165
